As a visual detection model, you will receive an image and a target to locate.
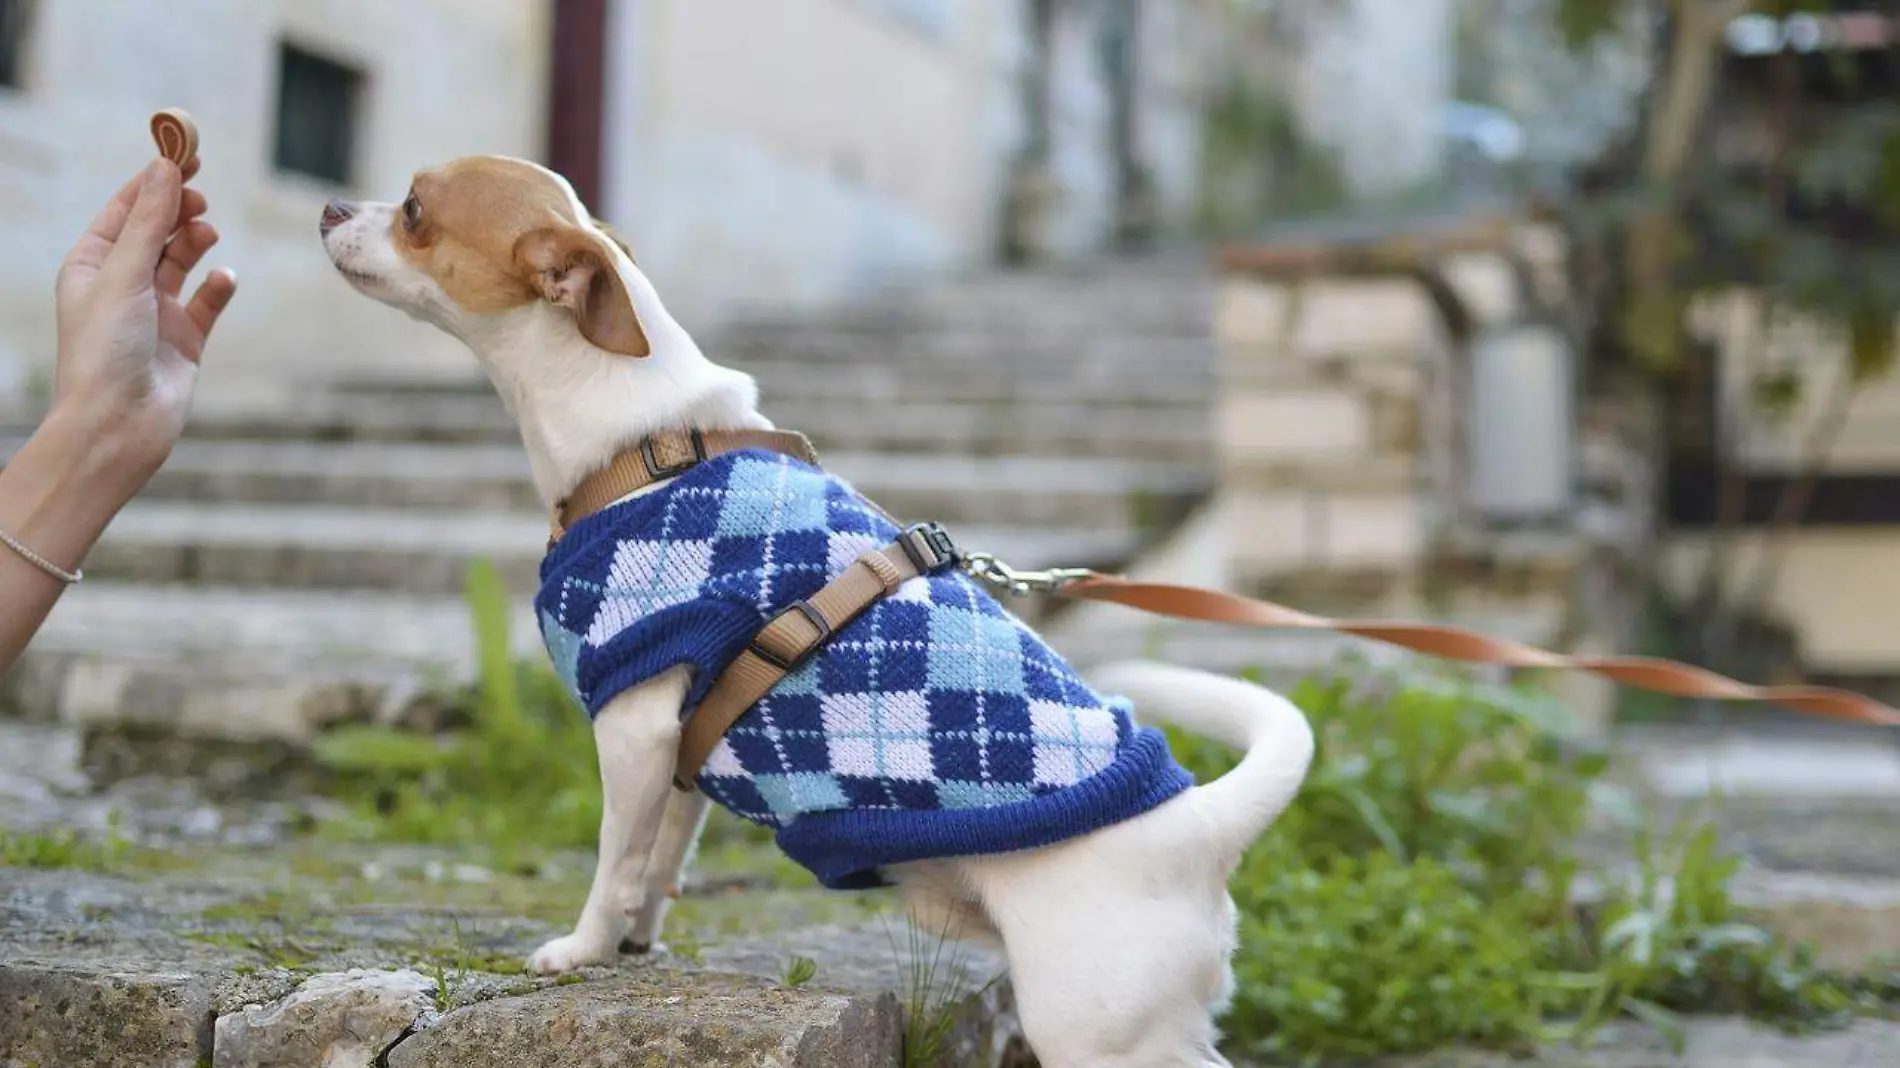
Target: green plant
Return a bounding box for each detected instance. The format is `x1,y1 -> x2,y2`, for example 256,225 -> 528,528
1170,667 -> 1882,1062
886,913 -> 1003,1068
781,955 -> 819,989
0,815 -> 132,871
312,558 -> 774,869
312,560 -> 605,866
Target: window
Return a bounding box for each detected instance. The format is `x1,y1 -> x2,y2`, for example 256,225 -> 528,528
273,42 -> 363,186
0,0 -> 33,90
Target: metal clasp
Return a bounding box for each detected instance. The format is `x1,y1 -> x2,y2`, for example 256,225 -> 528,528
899,522 -> 961,574
961,551 -> 1095,598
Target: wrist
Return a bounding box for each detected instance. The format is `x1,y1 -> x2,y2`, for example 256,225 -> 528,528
0,407 -> 146,579
41,398 -> 171,495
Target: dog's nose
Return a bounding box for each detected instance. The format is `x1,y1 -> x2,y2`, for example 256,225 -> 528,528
319,199 -> 358,237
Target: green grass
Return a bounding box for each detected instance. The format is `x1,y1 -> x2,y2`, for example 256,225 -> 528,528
311,559 -> 779,873
0,817 -> 132,871
1170,667 -> 1893,1063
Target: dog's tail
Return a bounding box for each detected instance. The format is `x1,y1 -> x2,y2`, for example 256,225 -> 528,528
1090,660 -> 1315,867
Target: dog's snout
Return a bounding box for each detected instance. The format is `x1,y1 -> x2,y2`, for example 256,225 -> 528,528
319,199 -> 358,237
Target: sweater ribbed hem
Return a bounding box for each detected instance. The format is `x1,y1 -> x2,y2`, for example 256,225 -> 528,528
581,599 -> 762,719
772,727 -> 1195,890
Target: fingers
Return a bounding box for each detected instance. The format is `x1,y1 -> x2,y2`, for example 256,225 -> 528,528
156,220 -> 220,298
183,268 -> 239,357
78,168 -> 150,249
74,156 -> 207,271
101,160 -> 184,283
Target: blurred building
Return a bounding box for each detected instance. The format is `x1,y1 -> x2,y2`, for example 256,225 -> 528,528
579,0 -> 1228,325
0,0 -> 550,410
0,0 -> 1235,412
1664,4 -> 1900,695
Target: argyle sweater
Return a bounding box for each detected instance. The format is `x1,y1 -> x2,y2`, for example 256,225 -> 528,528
535,448 -> 1193,889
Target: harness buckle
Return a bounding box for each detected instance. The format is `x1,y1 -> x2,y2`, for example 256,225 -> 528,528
899,522 -> 960,574
639,429 -> 708,480
750,600 -> 831,672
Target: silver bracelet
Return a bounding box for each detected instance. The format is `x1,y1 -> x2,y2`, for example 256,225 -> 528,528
0,526 -> 83,585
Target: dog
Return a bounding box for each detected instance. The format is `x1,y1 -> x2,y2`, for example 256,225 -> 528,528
320,155 -> 1315,1068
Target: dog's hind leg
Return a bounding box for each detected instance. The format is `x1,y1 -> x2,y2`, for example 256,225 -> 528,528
620,786 -> 711,955
529,667 -> 691,974
965,813 -> 1240,1068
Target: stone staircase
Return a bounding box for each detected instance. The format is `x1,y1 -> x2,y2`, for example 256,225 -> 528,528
1,259 -> 1219,751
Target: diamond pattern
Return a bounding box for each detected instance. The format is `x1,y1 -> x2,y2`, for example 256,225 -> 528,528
535,450 -> 1154,832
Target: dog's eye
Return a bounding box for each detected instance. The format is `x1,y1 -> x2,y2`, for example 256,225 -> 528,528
401,193 -> 422,230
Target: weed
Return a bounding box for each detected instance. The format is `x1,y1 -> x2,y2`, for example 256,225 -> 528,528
781,955 -> 819,989
886,913 -> 1004,1068
0,814 -> 132,871
418,916 -> 526,1007
311,557 -> 786,868
1172,666 -> 1884,1063
312,560 -> 605,868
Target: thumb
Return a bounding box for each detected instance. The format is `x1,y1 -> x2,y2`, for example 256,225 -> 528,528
102,159 -> 182,284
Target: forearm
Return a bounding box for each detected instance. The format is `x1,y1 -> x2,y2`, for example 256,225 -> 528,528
0,406 -> 154,672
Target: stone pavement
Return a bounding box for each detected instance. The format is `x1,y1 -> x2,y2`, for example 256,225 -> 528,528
0,722 -> 1019,1068
6,718 -> 1900,1067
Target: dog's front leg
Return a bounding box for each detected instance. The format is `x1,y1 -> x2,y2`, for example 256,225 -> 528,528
620,785 -> 711,955
528,667 -> 689,974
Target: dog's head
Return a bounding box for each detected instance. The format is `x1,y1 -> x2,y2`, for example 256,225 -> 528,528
319,155 -> 649,357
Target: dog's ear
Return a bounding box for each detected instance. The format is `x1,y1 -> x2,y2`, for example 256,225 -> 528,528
514,226 -> 651,357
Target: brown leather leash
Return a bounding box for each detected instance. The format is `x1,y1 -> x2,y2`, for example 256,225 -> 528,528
552,429 -> 1900,791
1052,575 -> 1900,728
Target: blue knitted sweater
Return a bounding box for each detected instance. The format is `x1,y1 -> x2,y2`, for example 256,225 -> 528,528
535,449 -> 1193,889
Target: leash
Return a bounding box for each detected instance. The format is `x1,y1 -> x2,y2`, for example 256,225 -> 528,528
963,554 -> 1900,728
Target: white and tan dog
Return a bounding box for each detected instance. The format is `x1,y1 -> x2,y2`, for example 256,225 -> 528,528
320,156 -> 1314,1068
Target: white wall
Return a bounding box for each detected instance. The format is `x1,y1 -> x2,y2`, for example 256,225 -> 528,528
1293,0 -> 1454,199
0,0 -> 549,409
601,0 -> 1008,328
599,0 -> 1225,329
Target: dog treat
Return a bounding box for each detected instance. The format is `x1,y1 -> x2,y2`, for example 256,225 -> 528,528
149,108 -> 198,168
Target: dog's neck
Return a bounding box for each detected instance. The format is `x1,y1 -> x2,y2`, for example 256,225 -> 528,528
458,288 -> 769,507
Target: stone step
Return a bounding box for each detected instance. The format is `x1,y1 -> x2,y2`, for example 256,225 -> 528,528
19,583 -> 534,672
718,330 -> 1214,367
184,391 -> 523,445
82,502 -> 552,596
75,501 -> 1150,595
728,333 -> 1215,374
765,397 -> 1211,461
2,438 -> 1202,542
742,358 -> 1214,406
168,390 -> 1211,464
127,439 -> 540,512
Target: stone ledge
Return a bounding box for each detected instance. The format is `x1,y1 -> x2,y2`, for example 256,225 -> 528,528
0,860 -> 1015,1068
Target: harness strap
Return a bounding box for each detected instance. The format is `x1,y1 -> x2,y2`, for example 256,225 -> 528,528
673,523 -> 962,790
551,427 -> 820,543
1054,574 -> 1900,727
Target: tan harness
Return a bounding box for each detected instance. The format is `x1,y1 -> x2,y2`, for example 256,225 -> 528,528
551,428 -> 1900,791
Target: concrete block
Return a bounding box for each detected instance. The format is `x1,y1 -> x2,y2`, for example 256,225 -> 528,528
1294,279 -> 1444,359
1218,389 -> 1373,464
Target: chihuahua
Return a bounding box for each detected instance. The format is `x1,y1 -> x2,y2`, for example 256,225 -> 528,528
320,155 -> 1313,1068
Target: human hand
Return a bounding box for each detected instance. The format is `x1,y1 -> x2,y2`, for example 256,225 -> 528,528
51,155 -> 238,487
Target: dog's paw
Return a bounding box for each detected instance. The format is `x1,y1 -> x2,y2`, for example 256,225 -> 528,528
528,933 -> 615,975
618,935 -> 661,956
